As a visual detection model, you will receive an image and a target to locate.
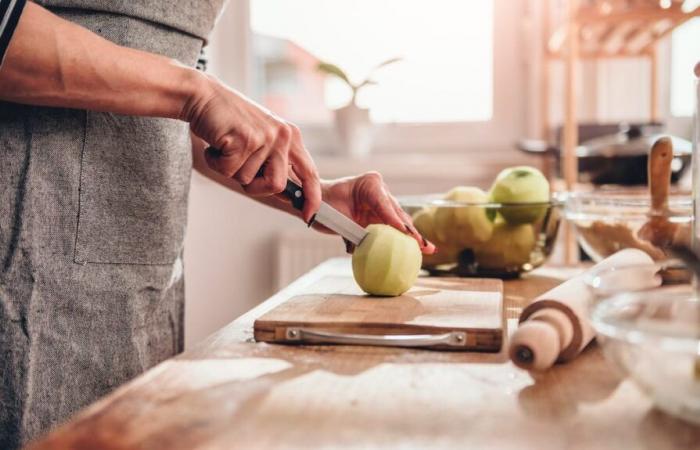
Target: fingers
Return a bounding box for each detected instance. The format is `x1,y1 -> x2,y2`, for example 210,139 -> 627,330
364,176 -> 408,233
236,122 -> 292,197
358,173 -> 436,255
288,125 -> 321,223
244,149 -> 288,197
205,139 -> 253,178
233,146 -> 270,186
387,192 -> 436,255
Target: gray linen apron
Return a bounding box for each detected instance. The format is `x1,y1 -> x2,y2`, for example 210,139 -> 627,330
0,1 -> 224,448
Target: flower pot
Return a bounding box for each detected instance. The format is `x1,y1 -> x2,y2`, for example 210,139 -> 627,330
334,104 -> 375,158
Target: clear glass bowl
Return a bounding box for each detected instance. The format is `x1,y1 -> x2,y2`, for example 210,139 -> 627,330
399,194 -> 562,278
586,264 -> 700,424
563,190 -> 693,262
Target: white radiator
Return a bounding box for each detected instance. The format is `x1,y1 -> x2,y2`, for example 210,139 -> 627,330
275,231 -> 348,290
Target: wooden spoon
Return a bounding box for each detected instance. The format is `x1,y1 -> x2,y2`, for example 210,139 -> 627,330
637,137 -> 680,248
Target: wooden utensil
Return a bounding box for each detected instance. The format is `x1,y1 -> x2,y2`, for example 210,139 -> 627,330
254,275 -> 504,352
638,137 -> 678,247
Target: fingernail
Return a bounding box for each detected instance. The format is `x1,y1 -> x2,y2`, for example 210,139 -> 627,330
307,214 -> 317,227
343,238 -> 355,254
404,223 -> 411,233
421,236 -> 428,247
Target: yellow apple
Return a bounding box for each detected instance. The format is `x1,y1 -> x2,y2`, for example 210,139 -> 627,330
433,186 -> 493,247
474,221 -> 536,269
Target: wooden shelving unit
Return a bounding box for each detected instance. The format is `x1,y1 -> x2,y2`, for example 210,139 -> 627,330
541,0 -> 700,261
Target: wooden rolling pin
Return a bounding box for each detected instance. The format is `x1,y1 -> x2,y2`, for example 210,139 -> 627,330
509,249 -> 657,371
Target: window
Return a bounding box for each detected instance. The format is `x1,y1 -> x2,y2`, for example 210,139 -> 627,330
250,0 -> 494,124
671,17 -> 700,117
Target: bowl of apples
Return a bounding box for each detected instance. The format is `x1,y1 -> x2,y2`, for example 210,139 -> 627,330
400,167 -> 562,278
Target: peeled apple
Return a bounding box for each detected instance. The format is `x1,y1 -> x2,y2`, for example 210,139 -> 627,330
352,224 -> 422,296
433,187 -> 493,247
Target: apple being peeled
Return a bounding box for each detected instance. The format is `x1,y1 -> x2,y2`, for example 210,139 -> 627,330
489,166 -> 549,224
352,224 -> 422,296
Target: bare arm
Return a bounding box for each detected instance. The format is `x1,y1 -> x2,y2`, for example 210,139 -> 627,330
0,2 -> 322,221
0,2 -> 195,118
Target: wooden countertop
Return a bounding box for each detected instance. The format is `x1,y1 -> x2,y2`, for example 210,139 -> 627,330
28,260 -> 700,450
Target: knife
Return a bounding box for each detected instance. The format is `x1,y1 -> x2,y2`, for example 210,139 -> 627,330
205,147 -> 368,245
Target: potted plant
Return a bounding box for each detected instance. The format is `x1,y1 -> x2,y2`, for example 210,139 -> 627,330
317,57 -> 401,157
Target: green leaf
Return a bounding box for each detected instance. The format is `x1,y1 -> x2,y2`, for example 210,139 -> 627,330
373,56 -> 403,71
316,62 -> 352,86
356,79 -> 378,89
365,56 -> 403,82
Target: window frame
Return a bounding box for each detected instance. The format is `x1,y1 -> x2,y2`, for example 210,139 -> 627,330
668,17 -> 700,120
208,0 -> 532,154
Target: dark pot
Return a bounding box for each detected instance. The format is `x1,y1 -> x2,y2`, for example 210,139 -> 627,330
517,123 -> 692,185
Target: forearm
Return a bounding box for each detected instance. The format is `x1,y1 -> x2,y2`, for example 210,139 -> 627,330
0,2 -> 200,118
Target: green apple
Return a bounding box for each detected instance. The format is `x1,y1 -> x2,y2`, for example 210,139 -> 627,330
433,187 -> 493,247
474,221 -> 536,269
352,224 -> 422,296
412,208 -> 462,267
411,208 -> 439,243
489,166 -> 549,224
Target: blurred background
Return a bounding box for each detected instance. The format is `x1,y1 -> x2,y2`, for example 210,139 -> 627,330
184,0 -> 700,346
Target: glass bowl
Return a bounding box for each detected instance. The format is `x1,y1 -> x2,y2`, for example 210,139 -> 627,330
586,263 -> 700,424
399,194 -> 562,278
563,190 -> 693,262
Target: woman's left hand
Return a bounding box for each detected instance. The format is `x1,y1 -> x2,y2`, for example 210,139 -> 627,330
319,172 -> 436,255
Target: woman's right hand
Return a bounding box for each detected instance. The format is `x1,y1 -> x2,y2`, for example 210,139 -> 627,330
181,74 -> 322,223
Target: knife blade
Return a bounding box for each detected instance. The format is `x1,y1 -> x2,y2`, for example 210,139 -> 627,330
205,147 -> 368,245
313,202 -> 368,246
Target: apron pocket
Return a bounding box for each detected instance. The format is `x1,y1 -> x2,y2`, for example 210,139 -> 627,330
74,111 -> 192,265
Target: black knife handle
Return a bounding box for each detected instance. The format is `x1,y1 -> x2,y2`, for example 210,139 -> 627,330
279,176 -> 305,211
205,146 -> 305,211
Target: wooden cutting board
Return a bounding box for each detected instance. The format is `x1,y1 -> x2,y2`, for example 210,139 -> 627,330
254,275 -> 504,352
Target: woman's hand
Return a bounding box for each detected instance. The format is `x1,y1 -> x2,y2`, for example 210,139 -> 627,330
320,173 -> 436,255
182,75 -> 321,223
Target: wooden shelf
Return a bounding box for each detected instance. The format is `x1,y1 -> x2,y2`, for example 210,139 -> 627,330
548,1 -> 700,58
540,0 -> 700,262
